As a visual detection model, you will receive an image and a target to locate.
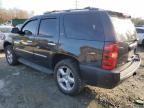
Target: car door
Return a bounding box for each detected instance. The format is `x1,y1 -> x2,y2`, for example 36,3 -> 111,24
33,17 -> 59,68
14,19 -> 39,61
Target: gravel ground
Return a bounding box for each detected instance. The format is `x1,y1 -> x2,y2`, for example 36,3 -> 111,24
0,47 -> 144,108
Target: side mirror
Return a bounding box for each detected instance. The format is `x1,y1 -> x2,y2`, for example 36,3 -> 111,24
11,27 -> 20,34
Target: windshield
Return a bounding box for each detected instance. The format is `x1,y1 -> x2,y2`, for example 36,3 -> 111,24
111,17 -> 137,42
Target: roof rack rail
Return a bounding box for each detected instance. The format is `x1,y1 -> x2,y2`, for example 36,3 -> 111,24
43,7 -> 100,15
44,10 -> 59,14
65,8 -> 84,12
64,8 -> 93,12
84,7 -> 99,10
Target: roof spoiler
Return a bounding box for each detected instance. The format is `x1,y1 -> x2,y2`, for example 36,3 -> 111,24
107,11 -> 131,18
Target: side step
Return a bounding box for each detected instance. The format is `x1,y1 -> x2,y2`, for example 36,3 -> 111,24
18,58 -> 53,74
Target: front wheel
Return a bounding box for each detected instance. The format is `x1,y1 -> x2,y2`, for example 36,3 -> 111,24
54,59 -> 84,95
5,45 -> 18,65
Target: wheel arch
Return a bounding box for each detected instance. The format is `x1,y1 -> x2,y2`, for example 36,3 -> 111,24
4,41 -> 12,49
51,53 -> 79,70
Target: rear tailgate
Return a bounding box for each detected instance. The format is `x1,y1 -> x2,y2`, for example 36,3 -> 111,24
110,16 -> 138,67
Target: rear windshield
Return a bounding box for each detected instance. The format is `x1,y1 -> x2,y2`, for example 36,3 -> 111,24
64,13 -> 105,41
136,28 -> 144,33
111,17 -> 137,42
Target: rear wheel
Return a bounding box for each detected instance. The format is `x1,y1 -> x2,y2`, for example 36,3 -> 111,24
5,45 -> 18,65
54,59 -> 84,95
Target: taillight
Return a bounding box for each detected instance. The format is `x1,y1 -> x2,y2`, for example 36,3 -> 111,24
102,43 -> 118,70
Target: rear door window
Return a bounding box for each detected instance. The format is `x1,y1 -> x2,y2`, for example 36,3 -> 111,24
38,18 -> 58,38
64,13 -> 104,41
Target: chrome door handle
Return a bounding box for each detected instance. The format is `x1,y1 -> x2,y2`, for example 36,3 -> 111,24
14,40 -> 21,44
47,42 -> 56,46
20,39 -> 33,45
27,40 -> 32,43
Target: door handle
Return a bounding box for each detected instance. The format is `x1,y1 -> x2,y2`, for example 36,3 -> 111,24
47,42 -> 56,46
21,40 -> 32,45
27,40 -> 33,43
14,40 -> 21,44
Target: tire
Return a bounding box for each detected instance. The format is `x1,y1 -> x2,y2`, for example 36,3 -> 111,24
5,45 -> 18,65
54,59 -> 84,95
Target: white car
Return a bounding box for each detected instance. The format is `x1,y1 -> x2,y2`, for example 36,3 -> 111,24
136,27 -> 144,45
0,26 -> 13,50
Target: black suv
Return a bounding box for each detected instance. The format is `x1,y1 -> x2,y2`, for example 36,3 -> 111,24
4,8 -> 141,95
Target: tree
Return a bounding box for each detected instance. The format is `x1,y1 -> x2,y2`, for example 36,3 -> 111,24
131,18 -> 144,26
0,8 -> 33,24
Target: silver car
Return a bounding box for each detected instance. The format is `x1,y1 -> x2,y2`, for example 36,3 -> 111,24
0,26 -> 13,50
136,27 -> 144,45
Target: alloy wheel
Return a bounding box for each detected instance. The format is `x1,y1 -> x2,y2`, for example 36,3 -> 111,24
57,66 -> 75,91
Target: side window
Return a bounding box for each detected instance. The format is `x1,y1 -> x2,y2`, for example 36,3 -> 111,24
64,13 -> 104,41
38,18 -> 58,37
22,20 -> 38,35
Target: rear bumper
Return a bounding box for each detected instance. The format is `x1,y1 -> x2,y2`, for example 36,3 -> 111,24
120,55 -> 141,80
80,55 -> 141,89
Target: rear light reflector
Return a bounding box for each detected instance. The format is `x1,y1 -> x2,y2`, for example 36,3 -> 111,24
102,43 -> 118,70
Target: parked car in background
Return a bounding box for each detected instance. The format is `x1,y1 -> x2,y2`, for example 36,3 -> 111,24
136,27 -> 144,45
0,26 -> 13,50
4,8 -> 141,95
16,24 -> 23,30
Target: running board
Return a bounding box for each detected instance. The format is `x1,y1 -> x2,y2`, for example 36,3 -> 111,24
18,58 -> 53,74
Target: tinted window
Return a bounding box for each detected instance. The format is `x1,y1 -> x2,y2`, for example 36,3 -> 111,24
64,13 -> 104,41
39,18 -> 58,37
22,20 -> 38,35
136,28 -> 144,33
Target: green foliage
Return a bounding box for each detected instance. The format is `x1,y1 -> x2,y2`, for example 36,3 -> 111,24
131,18 -> 144,26
12,19 -> 27,26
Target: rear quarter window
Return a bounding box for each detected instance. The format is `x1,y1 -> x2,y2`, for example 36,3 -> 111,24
110,17 -> 137,42
64,13 -> 105,41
